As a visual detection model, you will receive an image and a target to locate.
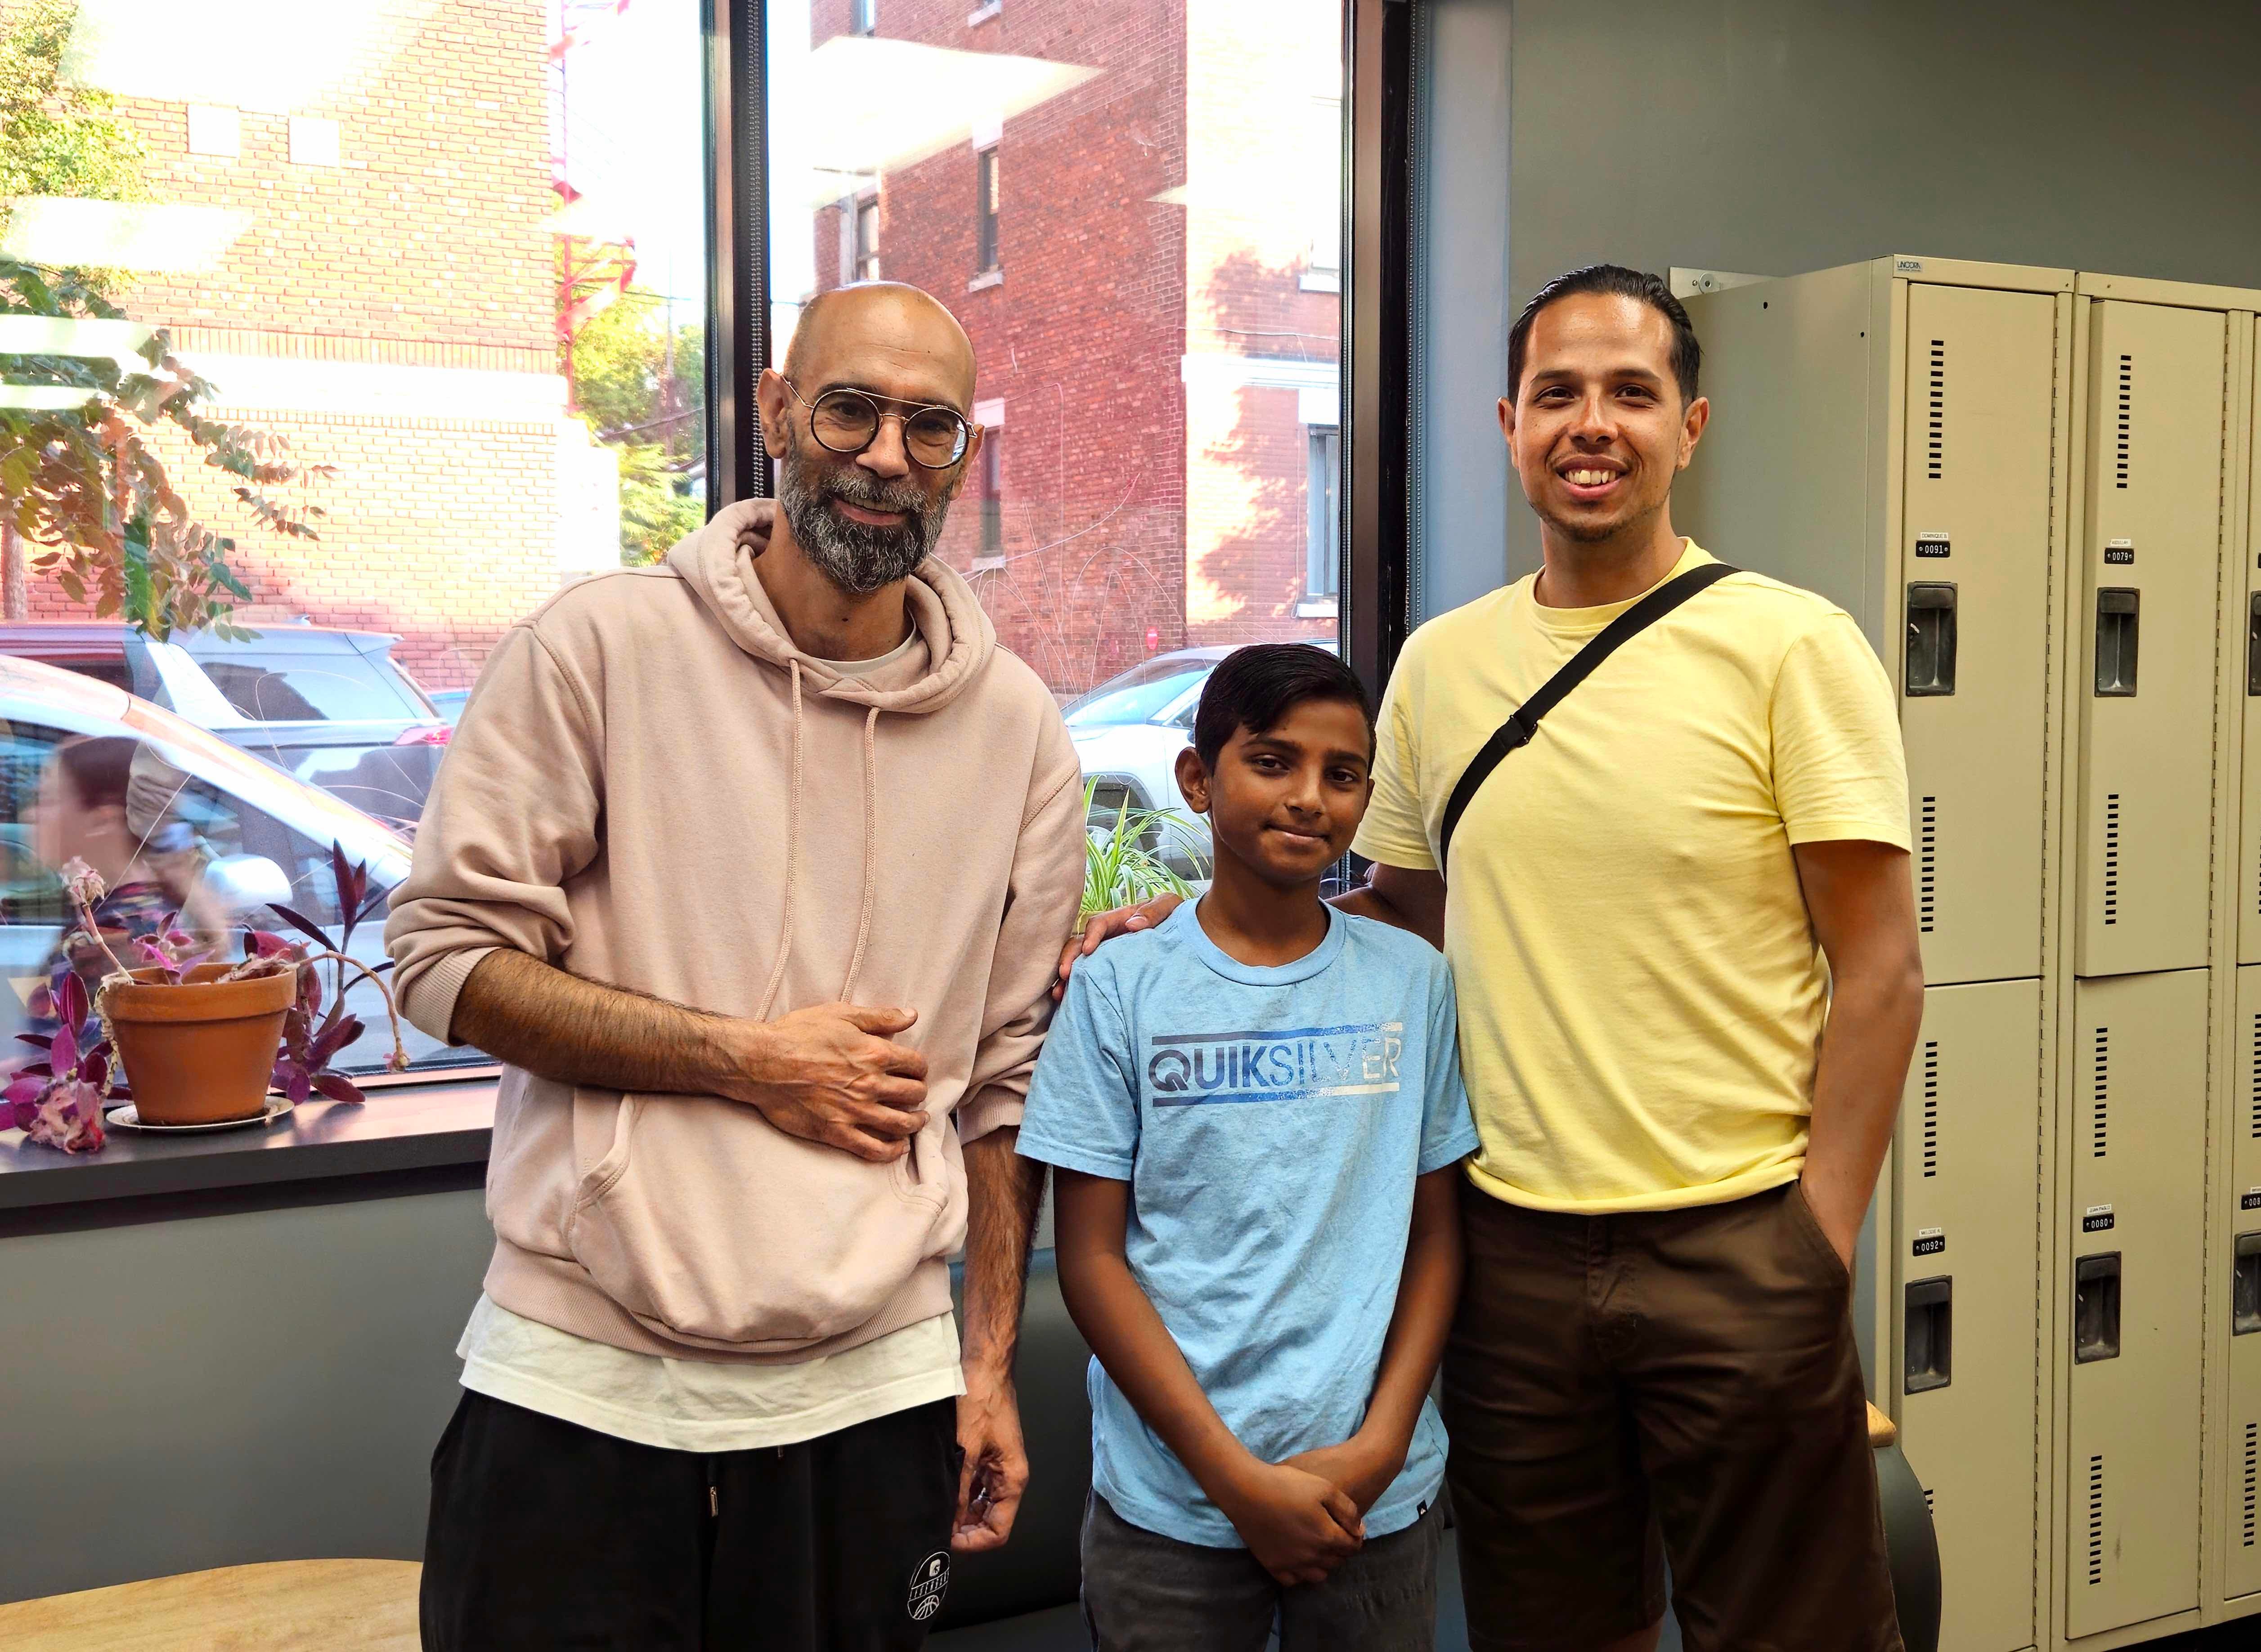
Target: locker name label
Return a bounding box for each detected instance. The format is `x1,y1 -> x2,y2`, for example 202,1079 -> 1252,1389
2243,1188 -> 2261,1211
1914,534 -> 1950,560
2083,1203 -> 2116,1233
1911,1226 -> 1946,1257
2104,539 -> 2135,565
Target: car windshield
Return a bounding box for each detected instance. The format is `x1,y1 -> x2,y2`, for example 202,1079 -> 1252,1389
187,644 -> 430,723
1063,660 -> 1212,729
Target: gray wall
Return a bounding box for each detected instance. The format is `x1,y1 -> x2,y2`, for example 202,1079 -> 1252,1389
1420,0 -> 2261,600
0,1185 -> 492,1603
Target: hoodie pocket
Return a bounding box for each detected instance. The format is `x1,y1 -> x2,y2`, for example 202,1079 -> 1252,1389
563,1089 -> 955,1352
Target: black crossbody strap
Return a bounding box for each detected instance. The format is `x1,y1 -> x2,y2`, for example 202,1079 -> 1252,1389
1437,562 -> 1741,867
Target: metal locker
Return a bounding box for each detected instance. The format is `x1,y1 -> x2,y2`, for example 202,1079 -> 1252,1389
2229,967 -> 2261,1598
2240,336 -> 2261,966
1896,979 -> 2042,1652
1901,285 -> 2059,987
2066,969 -> 2209,1637
2075,300 -> 2230,977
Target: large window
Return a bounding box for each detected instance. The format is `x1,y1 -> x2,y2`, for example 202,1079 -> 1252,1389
0,0 -> 710,1080
771,0 -> 1348,836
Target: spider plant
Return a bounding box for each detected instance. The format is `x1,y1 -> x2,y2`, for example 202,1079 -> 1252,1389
1079,779 -> 1207,933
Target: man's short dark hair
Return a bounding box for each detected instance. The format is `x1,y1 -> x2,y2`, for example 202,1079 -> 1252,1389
1506,264 -> 1701,407
1193,643 -> 1375,770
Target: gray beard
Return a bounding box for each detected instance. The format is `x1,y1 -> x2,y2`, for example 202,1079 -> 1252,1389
776,431 -> 950,595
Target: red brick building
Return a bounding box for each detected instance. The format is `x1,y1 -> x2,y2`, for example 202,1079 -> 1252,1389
13,0 -> 588,691
805,0 -> 1342,696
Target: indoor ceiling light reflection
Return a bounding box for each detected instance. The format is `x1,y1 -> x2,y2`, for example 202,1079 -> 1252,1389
65,0 -> 440,111
1,198 -> 252,272
769,36 -> 1098,209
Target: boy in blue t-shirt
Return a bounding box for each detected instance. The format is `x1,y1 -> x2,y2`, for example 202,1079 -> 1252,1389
1018,644 -> 1476,1650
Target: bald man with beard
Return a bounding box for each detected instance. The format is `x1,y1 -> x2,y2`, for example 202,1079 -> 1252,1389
390,283 -> 1087,1650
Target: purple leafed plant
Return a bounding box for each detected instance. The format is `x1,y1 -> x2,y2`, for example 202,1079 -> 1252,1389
4,970 -> 117,1154
4,846 -> 407,1153
249,841 -> 409,1107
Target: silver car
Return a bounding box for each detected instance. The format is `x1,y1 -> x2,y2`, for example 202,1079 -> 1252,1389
0,655 -> 458,1076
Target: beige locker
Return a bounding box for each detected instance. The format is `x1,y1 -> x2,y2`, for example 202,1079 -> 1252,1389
2075,301 -> 2230,977
1677,260 -> 2066,990
2228,967 -> 2261,1599
2066,969 -> 2208,1638
1901,285 -> 2059,987
2241,336 -> 2261,966
1896,979 -> 2042,1652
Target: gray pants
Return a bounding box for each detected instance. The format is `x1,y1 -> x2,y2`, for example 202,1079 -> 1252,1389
1080,1492 -> 1443,1652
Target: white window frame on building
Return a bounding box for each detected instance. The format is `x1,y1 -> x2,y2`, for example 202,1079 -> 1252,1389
851,0 -> 878,36
972,398 -> 1005,569
1302,95 -> 1343,292
1304,423 -> 1341,612
854,194 -> 880,282
975,145 -> 1001,276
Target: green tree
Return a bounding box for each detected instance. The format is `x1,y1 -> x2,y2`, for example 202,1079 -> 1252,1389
568,286 -> 705,563
0,0 -> 148,280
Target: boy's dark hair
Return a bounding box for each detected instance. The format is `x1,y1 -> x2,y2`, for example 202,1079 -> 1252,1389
1506,263 -> 1701,408
1192,643 -> 1375,769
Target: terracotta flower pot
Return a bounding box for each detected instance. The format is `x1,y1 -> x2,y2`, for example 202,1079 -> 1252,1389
102,963 -> 296,1125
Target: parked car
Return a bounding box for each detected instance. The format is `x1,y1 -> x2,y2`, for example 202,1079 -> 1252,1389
0,654 -> 458,1075
0,622 -> 451,831
1064,642 -> 1338,872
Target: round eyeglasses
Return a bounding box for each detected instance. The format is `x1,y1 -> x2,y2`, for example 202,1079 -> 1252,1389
781,378 -> 973,469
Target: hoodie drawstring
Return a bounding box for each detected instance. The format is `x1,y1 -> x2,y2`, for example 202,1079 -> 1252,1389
755,671 -> 884,1018
754,661 -> 804,1022
838,706 -> 881,1004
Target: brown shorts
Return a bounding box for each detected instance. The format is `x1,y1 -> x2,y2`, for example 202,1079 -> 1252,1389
1442,1179 -> 1902,1652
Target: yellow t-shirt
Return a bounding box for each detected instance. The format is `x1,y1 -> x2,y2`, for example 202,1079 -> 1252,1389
1351,542 -> 1910,1213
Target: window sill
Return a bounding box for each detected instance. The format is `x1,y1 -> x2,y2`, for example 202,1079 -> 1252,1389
0,1074 -> 497,1216
1299,269 -> 1341,293
969,555 -> 1007,572
967,0 -> 1001,22
967,269 -> 1003,292
1295,597 -> 1339,618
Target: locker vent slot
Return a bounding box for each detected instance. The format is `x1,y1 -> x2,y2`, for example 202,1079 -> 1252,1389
1920,1042 -> 1939,1177
2114,354 -> 2131,490
1926,341 -> 1945,480
2252,1013 -> 2261,1140
2103,794 -> 2120,925
2087,1455 -> 2106,1584
1923,1487 -> 1934,1514
2245,1424 -> 2257,1548
1917,797 -> 1937,933
2092,1027 -> 2108,1158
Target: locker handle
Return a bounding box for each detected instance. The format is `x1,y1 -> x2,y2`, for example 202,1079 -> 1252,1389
2074,1252 -> 2121,1362
2248,594 -> 2261,697
2095,588 -> 2139,697
1904,584 -> 1957,698
1903,1276 -> 1952,1392
2235,1234 -> 2261,1335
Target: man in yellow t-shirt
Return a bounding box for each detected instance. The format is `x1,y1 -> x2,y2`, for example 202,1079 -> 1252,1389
1067,265 -> 1920,1652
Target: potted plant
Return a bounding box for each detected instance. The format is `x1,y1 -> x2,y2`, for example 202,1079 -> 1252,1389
5,845 -> 407,1145
1077,779 -> 1208,939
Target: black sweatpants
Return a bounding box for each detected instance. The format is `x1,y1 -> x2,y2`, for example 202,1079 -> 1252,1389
420,1390 -> 963,1650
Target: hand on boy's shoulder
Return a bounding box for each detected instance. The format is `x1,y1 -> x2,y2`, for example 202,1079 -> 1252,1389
1053,893 -> 1185,1001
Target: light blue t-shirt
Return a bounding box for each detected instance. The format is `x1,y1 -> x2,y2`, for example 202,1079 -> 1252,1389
1016,899 -> 1477,1549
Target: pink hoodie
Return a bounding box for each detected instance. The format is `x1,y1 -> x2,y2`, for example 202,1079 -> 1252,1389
385,501 -> 1086,1362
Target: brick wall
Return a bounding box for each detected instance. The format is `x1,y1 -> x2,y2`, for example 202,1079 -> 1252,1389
23,407 -> 559,692
13,0 -> 565,692
809,0 -> 1192,698
116,0 -> 553,352
803,0 -> 1340,695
